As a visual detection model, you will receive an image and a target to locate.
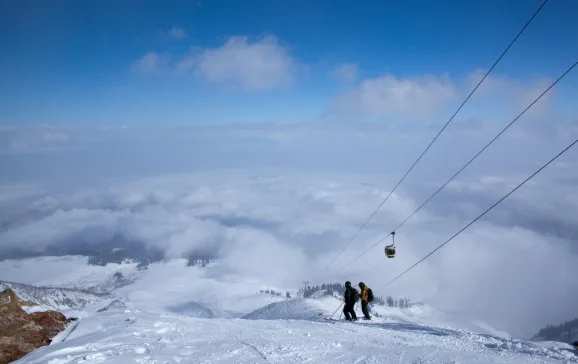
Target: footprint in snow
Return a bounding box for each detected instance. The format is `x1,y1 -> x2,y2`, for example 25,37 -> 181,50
134,347 -> 148,354
82,352 -> 106,361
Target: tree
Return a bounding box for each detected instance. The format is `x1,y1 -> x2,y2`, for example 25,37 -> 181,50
286,291 -> 291,299
387,296 -> 394,307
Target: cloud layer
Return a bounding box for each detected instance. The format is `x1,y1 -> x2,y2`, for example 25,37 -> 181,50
1,119 -> 577,338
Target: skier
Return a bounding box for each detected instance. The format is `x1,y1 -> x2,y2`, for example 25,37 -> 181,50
343,281 -> 358,321
358,282 -> 372,320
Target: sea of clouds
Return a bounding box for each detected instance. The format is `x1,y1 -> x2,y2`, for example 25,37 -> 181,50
1,117 -> 577,338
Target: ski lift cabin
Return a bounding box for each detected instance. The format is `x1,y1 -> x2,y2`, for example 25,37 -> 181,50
385,231 -> 396,258
385,245 -> 395,258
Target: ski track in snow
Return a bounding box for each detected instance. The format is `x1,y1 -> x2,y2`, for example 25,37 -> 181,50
14,309 -> 578,364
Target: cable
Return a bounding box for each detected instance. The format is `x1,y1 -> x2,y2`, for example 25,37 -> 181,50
323,0 -> 550,270
379,137 -> 578,290
334,59 -> 578,271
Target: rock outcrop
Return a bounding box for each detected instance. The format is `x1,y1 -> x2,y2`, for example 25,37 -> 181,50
0,288 -> 72,364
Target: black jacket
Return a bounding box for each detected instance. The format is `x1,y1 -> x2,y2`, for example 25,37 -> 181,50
344,286 -> 358,304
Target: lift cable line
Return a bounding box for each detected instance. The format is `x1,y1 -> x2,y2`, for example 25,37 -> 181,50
333,58 -> 578,272
322,0 -> 550,271
377,137 -> 578,290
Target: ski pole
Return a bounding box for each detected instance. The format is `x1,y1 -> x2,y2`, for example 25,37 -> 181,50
330,302 -> 344,319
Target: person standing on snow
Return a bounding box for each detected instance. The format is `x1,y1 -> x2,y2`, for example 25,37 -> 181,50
358,282 -> 372,320
343,281 -> 358,321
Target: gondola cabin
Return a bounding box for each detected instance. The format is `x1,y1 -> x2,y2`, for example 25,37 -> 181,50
385,245 -> 396,258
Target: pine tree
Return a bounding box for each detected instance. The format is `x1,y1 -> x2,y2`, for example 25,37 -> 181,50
387,296 -> 394,307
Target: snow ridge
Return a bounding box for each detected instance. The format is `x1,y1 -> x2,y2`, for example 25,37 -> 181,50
0,280 -> 115,313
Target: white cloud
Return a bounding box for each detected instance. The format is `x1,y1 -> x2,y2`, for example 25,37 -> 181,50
332,63 -> 359,83
168,26 -> 188,40
131,52 -> 169,74
325,68 -> 561,125
2,127 -> 71,154
195,35 -> 295,91
132,52 -> 160,73
466,69 -> 555,118
131,35 -> 296,91
328,72 -> 457,120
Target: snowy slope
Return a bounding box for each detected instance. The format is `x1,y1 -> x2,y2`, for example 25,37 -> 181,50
243,297 -> 338,321
243,295 -> 516,340
4,255 -> 577,364
15,309 -> 578,364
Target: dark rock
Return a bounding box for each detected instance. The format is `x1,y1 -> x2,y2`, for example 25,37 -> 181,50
0,288 -> 71,364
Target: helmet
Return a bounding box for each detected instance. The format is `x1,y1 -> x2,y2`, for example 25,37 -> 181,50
359,282 -> 365,288
345,281 -> 351,287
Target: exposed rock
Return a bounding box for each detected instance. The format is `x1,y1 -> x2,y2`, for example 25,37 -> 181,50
0,288 -> 71,364
97,299 -> 128,312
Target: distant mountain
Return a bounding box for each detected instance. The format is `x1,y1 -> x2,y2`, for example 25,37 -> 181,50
82,270 -> 140,294
86,244 -> 164,267
86,243 -> 218,269
0,234 -> 165,266
532,317 -> 578,343
0,280 -> 115,312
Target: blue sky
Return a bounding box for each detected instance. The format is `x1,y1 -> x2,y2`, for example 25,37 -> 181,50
1,0 -> 577,125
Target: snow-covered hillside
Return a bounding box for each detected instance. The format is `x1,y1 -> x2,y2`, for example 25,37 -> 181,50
242,296 -> 337,321
2,255 -> 577,363
0,280 -> 115,315
14,298 -> 578,364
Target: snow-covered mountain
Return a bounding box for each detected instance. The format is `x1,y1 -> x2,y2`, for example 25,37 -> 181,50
0,280 -> 115,314
14,294 -> 578,364
2,255 -> 577,363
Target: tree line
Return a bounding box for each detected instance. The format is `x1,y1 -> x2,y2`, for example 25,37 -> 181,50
259,289 -> 292,299
532,317 -> 578,342
301,282 -> 412,308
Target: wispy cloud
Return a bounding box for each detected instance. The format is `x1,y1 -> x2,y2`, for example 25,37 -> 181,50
131,52 -> 169,74
168,26 -> 188,40
327,72 -> 457,121
332,63 -> 359,84
132,35 -> 296,91
195,35 -> 295,91
324,67 -> 563,125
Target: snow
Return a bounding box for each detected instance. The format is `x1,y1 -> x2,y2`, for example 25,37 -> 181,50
3,256 -> 577,363
243,297 -> 338,321
14,307 -> 578,363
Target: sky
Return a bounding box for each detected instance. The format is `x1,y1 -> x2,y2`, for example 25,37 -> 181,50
1,0 -> 577,125
1,0 -> 578,340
